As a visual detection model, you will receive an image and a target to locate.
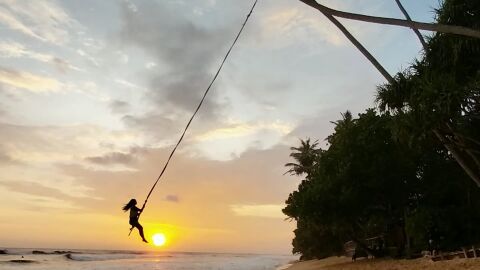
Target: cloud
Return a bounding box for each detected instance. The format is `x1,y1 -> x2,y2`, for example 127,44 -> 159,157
0,122 -> 142,165
0,0 -> 78,44
114,79 -> 140,89
0,41 -> 82,73
145,62 -> 157,69
0,104 -> 6,119
56,143 -> 299,215
0,67 -> 62,93
230,204 -> 286,218
164,194 -> 179,203
52,57 -> 82,73
0,180 -> 79,202
0,151 -> 15,164
195,121 -> 293,142
117,0 -> 238,132
64,81 -> 109,101
0,41 -> 52,62
121,113 -> 179,142
76,49 -> 101,67
109,100 -> 130,114
258,7 -> 345,48
85,151 -> 137,166
8,192 -> 81,211
124,0 -> 138,13
0,6 -> 44,41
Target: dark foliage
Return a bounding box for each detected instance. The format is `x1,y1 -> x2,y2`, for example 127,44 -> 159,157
284,0 -> 480,259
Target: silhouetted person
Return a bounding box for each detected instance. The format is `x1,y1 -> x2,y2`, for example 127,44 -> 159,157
123,199 -> 148,243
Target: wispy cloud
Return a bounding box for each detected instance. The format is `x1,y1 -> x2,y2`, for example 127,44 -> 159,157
114,79 -> 140,89
0,41 -> 52,62
0,6 -> 44,40
230,204 -> 285,218
64,81 -> 109,101
0,67 -> 62,93
85,150 -> 141,166
0,41 -> 82,72
0,122 -> 142,166
0,180 -> 87,202
252,6 -> 346,49
0,0 -> 78,44
76,49 -> 101,66
195,121 -> 293,141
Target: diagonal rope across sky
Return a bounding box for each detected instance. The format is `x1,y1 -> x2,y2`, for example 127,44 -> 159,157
130,0 -> 260,234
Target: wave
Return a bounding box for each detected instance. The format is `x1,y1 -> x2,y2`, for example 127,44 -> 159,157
1,249 -> 85,255
7,259 -> 38,264
65,253 -> 140,261
1,248 -> 147,256
33,250 -> 79,255
65,253 -> 174,262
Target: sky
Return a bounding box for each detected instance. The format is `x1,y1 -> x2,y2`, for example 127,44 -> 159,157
0,0 -> 439,254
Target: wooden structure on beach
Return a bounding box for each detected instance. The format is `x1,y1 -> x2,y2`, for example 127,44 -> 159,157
344,236 -> 386,259
432,246 -> 479,261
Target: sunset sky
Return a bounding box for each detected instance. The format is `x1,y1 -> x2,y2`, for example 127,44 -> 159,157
0,0 -> 438,254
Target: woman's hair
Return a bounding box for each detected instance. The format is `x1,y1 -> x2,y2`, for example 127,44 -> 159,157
122,199 -> 137,212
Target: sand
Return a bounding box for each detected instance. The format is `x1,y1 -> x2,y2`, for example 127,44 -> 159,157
286,256 -> 480,270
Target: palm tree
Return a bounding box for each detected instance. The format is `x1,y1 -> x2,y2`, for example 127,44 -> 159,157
285,138 -> 321,177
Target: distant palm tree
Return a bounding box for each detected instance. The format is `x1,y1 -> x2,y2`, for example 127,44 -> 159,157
285,138 -> 320,177
331,111 -> 354,129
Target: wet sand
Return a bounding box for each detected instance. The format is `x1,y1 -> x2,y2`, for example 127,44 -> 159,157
286,256 -> 480,270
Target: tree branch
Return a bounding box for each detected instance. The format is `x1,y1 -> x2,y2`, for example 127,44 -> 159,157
299,2 -> 395,83
434,129 -> 480,188
394,0 -> 428,50
298,0 -> 480,39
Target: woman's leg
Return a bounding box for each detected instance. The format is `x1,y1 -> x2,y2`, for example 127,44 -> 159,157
136,224 -> 148,242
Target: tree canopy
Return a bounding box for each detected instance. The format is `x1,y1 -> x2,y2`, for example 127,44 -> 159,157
284,0 -> 480,259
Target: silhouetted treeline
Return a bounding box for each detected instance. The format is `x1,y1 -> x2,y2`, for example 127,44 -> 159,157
283,0 -> 480,259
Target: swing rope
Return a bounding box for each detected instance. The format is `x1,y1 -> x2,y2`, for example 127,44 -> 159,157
129,0 -> 259,236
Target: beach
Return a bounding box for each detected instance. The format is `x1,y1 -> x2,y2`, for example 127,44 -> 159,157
286,256 -> 480,270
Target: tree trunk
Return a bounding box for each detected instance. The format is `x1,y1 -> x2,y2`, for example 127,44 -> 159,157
434,129 -> 480,188
394,0 -> 427,49
315,9 -> 394,83
298,0 -> 480,39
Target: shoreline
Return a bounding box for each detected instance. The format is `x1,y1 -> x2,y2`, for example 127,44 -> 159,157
285,256 -> 480,270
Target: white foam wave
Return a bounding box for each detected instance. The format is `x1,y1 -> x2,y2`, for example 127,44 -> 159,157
65,253 -> 139,261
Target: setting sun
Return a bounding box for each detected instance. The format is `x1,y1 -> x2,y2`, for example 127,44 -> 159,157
152,233 -> 167,247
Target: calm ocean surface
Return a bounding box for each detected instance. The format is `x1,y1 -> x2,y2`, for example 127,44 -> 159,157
0,248 -> 297,270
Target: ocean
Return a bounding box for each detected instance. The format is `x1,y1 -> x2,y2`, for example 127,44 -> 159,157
0,248 -> 297,270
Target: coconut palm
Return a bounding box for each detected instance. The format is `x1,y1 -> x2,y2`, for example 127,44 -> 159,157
285,138 -> 321,177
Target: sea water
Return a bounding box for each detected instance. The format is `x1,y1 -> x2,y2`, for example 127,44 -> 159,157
0,248 -> 298,270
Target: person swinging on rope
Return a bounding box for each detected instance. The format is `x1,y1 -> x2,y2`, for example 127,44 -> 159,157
122,199 -> 148,243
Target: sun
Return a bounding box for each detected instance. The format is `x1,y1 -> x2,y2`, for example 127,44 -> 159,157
152,233 -> 167,247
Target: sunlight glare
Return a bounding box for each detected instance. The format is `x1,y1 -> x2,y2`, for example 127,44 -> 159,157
152,233 -> 167,247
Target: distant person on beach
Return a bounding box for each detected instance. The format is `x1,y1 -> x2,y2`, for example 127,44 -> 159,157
123,199 -> 148,243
